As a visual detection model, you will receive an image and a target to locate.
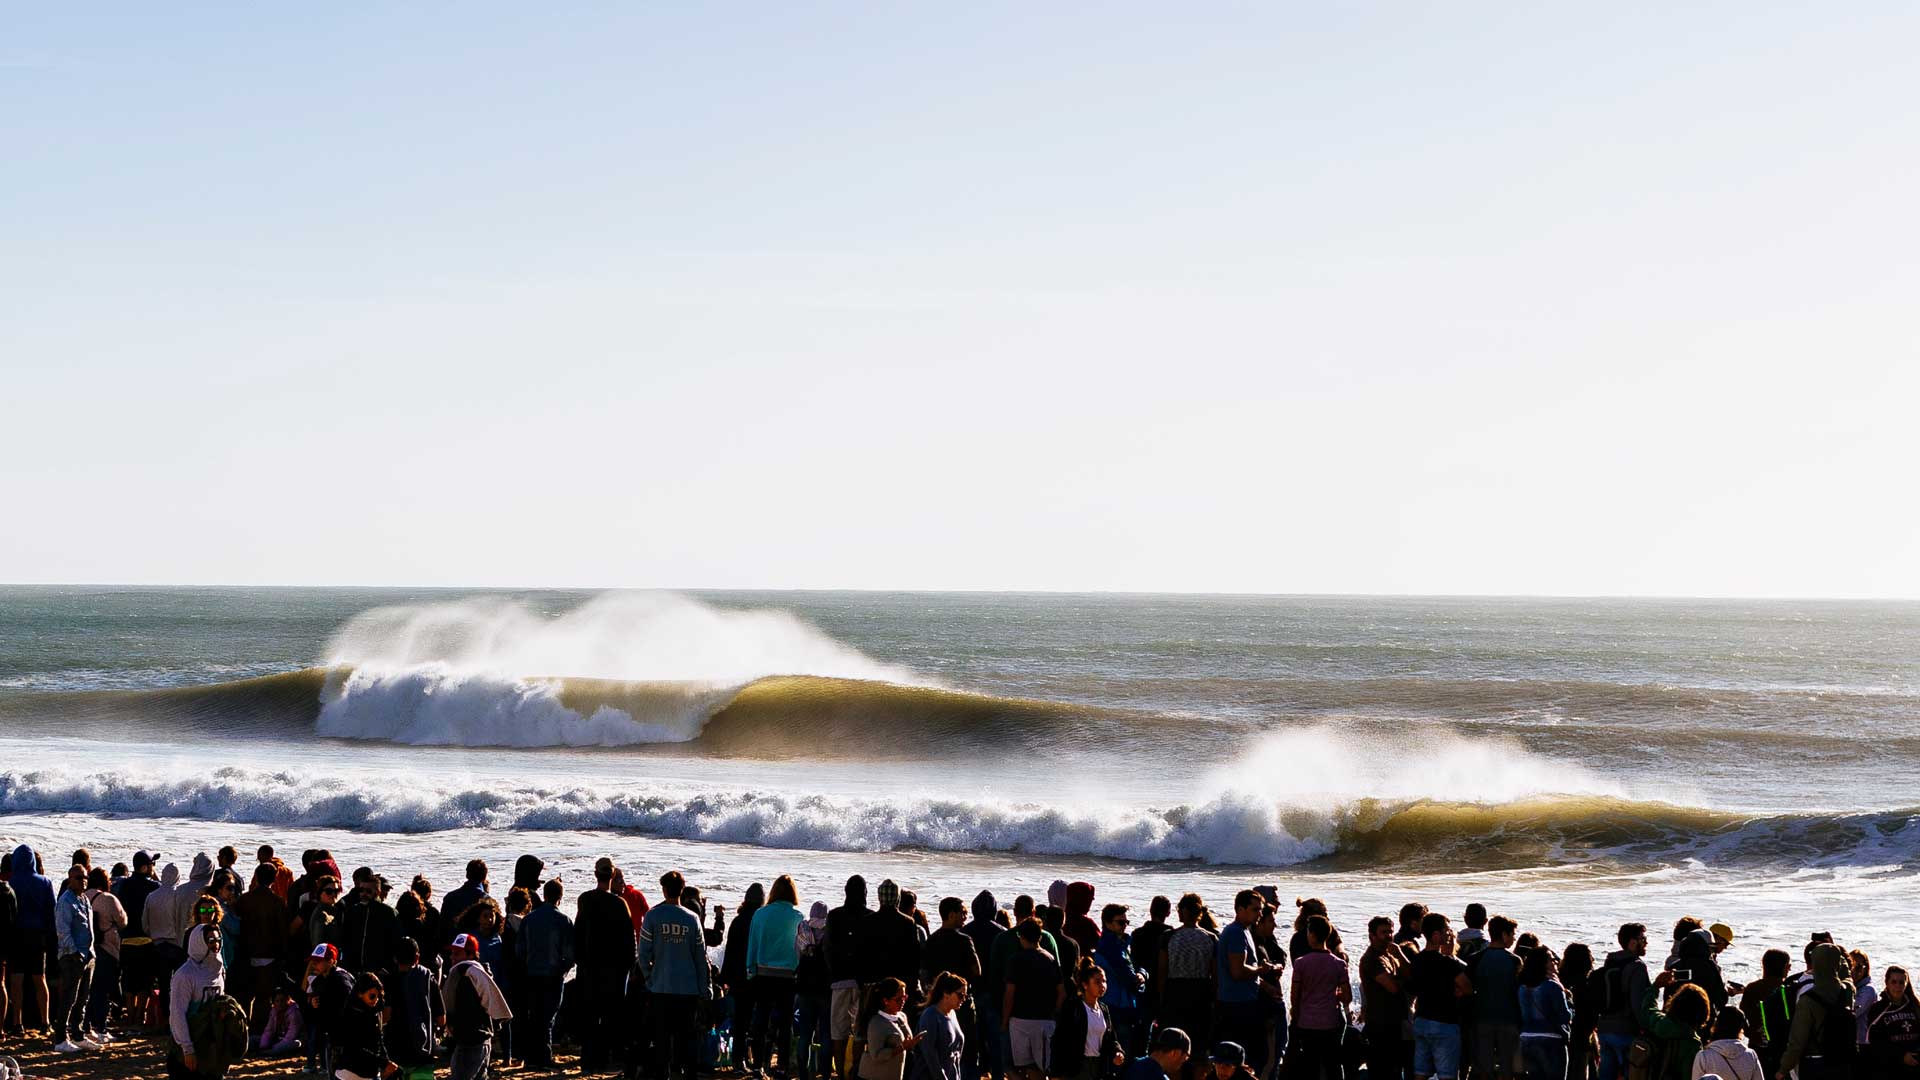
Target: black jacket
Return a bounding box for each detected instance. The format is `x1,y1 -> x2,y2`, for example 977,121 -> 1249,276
863,908 -> 924,997
332,999 -> 389,1080
922,928 -> 982,994
1050,997 -> 1121,1080
576,888 -> 636,977
827,903 -> 874,985
339,897 -> 401,976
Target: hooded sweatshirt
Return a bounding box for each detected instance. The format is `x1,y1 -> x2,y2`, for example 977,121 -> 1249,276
962,892 -> 1004,991
1779,943 -> 1857,1074
722,884 -> 765,988
747,896 -> 803,980
146,862 -> 192,949
827,878 -> 874,988
170,925 -> 227,1051
797,902 -> 832,996
1064,883 -> 1100,955
1598,949 -> 1655,1036
1670,928 -> 1729,1012
513,855 -> 545,894
8,845 -> 53,933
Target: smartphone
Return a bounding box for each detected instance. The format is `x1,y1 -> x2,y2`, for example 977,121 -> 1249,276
1674,968 -> 1693,981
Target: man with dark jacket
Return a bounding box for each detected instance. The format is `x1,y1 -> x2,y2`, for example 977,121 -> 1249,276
441,859 -> 490,934
337,867 -> 401,978
518,878 -> 575,1070
964,892 -> 1007,1080
1597,923 -> 1653,1080
863,880 -> 924,1008
576,857 -> 637,1072
235,863 -> 289,1034
1669,924 -> 1734,1014
826,875 -> 874,1069
7,844 -> 54,1035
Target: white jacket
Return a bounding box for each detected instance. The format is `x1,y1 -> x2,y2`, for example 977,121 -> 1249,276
1692,1039 -> 1763,1080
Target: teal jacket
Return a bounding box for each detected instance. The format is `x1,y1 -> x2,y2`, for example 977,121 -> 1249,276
747,900 -> 803,979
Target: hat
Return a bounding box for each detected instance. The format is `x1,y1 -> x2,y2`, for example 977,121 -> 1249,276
1210,1042 -> 1247,1066
133,850 -> 153,868
877,879 -> 900,909
451,933 -> 479,954
1151,1028 -> 1192,1055
310,943 -> 338,962
1709,923 -> 1734,944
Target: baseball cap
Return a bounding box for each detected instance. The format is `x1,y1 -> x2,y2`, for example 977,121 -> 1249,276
451,933 -> 479,954
310,943 -> 338,962
1210,1042 -> 1247,1067
1709,923 -> 1734,944
1151,1028 -> 1192,1055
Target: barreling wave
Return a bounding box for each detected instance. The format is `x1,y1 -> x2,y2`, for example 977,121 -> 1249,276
0,762 -> 1911,871
0,666 -> 1103,758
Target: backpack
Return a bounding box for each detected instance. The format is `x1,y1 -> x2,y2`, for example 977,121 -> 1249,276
188,993 -> 250,1077
1807,989 -> 1856,1063
1589,960 -> 1625,1017
1626,1035 -> 1669,1080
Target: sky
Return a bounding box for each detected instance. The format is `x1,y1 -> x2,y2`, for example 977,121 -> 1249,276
3,4 -> 1916,597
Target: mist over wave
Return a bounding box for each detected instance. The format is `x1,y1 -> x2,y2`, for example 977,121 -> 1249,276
316,592 -> 933,747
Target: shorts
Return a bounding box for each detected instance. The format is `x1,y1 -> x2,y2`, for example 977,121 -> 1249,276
1413,1017 -> 1462,1080
9,928 -> 49,976
120,940 -> 157,994
1007,1018 -> 1055,1069
830,984 -> 862,1041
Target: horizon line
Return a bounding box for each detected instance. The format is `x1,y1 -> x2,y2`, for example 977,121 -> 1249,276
2,580 -> 1917,603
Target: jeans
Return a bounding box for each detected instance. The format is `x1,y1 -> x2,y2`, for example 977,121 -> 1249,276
1476,1023 -> 1523,1080
752,975 -> 797,1072
450,1039 -> 494,1080
86,949 -> 119,1033
975,1002 -> 1007,1080
55,954 -> 93,1042
652,993 -> 705,1080
521,973 -> 565,1067
1412,1018 -> 1462,1080
1522,1037 -> 1567,1080
796,992 -> 834,1079
1595,1033 -> 1634,1080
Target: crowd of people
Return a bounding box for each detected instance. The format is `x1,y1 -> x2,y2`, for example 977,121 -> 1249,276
0,839 -> 1913,1080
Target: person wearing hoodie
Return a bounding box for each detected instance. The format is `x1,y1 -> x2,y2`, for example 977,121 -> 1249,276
1864,965 -> 1918,1080
1776,943 -> 1857,1080
516,877 -> 574,1071
1063,885 -> 1100,957
827,876 -> 876,1073
168,921 -> 227,1078
332,971 -> 396,1080
256,978 -> 305,1057
750,875 -> 807,1077
53,865 -> 97,1054
577,857 -> 637,1072
1739,949 -> 1796,1080
640,871 -> 713,1080
796,900 -> 836,1080
6,845 -> 54,1037
725,882 -> 769,1072
1692,1009 -> 1764,1080
513,854 -> 546,896
964,891 -> 1007,1080
1668,926 -> 1734,1016
387,937 -> 442,1070
1597,924 -> 1655,1080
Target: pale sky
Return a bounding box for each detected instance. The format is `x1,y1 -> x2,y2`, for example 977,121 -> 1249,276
4,4 -> 1917,597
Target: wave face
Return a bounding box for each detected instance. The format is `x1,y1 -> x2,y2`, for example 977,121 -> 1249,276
1,760 -> 1911,871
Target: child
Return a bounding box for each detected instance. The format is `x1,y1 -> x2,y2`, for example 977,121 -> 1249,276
305,942 -> 356,1075
332,972 -> 393,1080
256,977 -> 304,1057
389,937 -> 444,1069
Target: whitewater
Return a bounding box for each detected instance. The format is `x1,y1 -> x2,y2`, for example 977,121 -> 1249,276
2,586 -> 1916,970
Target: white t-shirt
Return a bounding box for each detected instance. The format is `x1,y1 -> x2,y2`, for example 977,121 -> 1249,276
1084,1002 -> 1107,1056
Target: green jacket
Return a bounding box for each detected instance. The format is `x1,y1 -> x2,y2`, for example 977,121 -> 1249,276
1638,999 -> 1703,1080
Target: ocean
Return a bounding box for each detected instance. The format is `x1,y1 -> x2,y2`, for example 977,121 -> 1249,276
1,586 -> 1914,972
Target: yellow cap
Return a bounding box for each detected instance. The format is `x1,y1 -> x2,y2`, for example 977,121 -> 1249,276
1709,923 -> 1734,943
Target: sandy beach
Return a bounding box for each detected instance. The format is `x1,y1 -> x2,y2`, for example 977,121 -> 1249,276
0,1028 -> 575,1080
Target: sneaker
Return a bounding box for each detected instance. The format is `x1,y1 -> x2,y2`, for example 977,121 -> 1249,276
55,1038 -> 86,1054
89,1030 -> 117,1044
77,1036 -> 105,1051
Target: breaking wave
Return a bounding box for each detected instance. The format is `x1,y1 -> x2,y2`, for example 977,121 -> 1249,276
0,762 -> 1911,871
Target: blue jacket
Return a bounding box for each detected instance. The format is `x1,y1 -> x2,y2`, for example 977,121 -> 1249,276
516,903 -> 576,978
640,902 -> 711,998
1095,930 -> 1139,1012
10,846 -> 54,933
56,886 -> 94,960
747,900 -> 803,979
1519,980 -> 1573,1039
